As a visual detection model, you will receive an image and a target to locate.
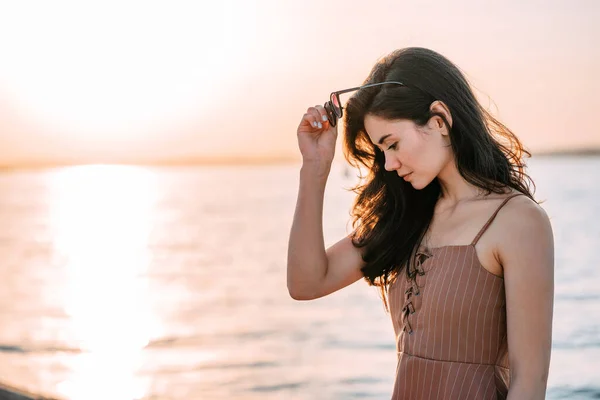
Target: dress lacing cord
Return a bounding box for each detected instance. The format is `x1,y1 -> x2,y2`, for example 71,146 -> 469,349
401,249 -> 431,334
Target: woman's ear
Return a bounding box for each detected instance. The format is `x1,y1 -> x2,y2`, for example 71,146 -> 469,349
428,100 -> 453,136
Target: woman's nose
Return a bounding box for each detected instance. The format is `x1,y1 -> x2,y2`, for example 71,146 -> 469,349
385,156 -> 401,172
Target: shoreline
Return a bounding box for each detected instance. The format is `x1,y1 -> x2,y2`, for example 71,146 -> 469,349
0,382 -> 60,400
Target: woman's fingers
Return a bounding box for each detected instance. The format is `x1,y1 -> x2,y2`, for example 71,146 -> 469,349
304,106 -> 328,129
314,105 -> 329,125
302,111 -> 319,130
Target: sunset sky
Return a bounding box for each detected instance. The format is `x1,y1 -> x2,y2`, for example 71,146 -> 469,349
0,0 -> 598,167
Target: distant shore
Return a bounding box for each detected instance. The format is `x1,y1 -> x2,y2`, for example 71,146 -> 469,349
533,148 -> 600,157
0,148 -> 599,172
0,155 -> 301,171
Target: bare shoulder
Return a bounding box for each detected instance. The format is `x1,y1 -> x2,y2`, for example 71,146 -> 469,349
494,194 -> 554,264
498,194 -> 552,233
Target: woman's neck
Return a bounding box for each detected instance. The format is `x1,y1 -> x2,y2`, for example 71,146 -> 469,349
436,160 -> 483,205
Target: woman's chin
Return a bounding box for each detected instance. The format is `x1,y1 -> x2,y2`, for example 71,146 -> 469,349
399,173 -> 430,190
408,177 -> 431,190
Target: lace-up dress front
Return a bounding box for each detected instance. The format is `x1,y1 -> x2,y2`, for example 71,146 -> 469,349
388,194 -> 521,399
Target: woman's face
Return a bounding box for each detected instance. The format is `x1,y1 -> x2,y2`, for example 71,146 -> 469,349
363,113 -> 453,190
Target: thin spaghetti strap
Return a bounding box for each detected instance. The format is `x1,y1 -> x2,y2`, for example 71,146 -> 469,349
471,193 -> 523,246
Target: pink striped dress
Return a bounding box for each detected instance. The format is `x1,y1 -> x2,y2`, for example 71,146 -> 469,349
388,194 -> 521,399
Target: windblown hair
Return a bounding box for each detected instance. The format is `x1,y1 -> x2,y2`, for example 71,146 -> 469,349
342,47 -> 534,308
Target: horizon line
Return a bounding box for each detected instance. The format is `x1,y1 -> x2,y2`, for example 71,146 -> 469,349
1,147 -> 599,172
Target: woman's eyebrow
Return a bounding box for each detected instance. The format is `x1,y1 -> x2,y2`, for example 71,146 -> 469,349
378,134 -> 393,145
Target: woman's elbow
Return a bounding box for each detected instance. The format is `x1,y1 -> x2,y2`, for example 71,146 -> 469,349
287,281 -> 318,301
509,370 -> 549,399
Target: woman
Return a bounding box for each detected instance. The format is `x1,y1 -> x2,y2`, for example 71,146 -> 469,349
287,47 -> 554,399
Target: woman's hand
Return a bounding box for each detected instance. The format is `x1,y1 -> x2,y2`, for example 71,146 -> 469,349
296,105 -> 338,168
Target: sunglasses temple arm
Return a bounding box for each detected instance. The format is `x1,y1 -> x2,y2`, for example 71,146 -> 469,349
333,81 -> 405,97
332,86 -> 364,96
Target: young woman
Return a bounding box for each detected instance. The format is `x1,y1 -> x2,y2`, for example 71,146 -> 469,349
287,47 -> 554,399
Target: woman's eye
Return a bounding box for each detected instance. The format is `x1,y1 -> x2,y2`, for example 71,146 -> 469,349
387,143 -> 398,150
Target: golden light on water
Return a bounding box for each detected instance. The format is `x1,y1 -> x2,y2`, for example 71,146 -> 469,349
46,165 -> 161,400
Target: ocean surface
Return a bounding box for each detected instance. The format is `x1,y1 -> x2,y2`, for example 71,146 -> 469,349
0,156 -> 598,400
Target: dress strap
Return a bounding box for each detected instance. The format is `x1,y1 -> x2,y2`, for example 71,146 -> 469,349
470,193 -> 523,246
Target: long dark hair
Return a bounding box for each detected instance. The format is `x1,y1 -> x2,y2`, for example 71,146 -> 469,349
342,47 -> 534,308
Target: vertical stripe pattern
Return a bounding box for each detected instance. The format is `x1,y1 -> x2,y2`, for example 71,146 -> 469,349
387,195 -> 522,399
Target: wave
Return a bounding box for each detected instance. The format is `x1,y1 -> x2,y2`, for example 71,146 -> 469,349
549,386 -> 600,399
556,293 -> 600,301
0,343 -> 82,354
145,330 -> 279,349
150,360 -> 279,375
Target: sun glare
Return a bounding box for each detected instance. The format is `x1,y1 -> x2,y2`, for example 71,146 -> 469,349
46,165 -> 161,400
0,1 -> 257,139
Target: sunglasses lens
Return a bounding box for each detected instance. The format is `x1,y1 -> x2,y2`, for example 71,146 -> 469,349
324,102 -> 337,127
330,94 -> 342,117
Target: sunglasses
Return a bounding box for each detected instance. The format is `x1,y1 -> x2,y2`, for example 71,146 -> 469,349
323,81 -> 405,127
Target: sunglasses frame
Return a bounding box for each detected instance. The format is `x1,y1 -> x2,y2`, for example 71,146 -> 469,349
324,81 -> 405,127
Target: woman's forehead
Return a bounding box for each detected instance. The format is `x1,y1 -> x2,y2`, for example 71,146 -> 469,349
364,115 -> 413,141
